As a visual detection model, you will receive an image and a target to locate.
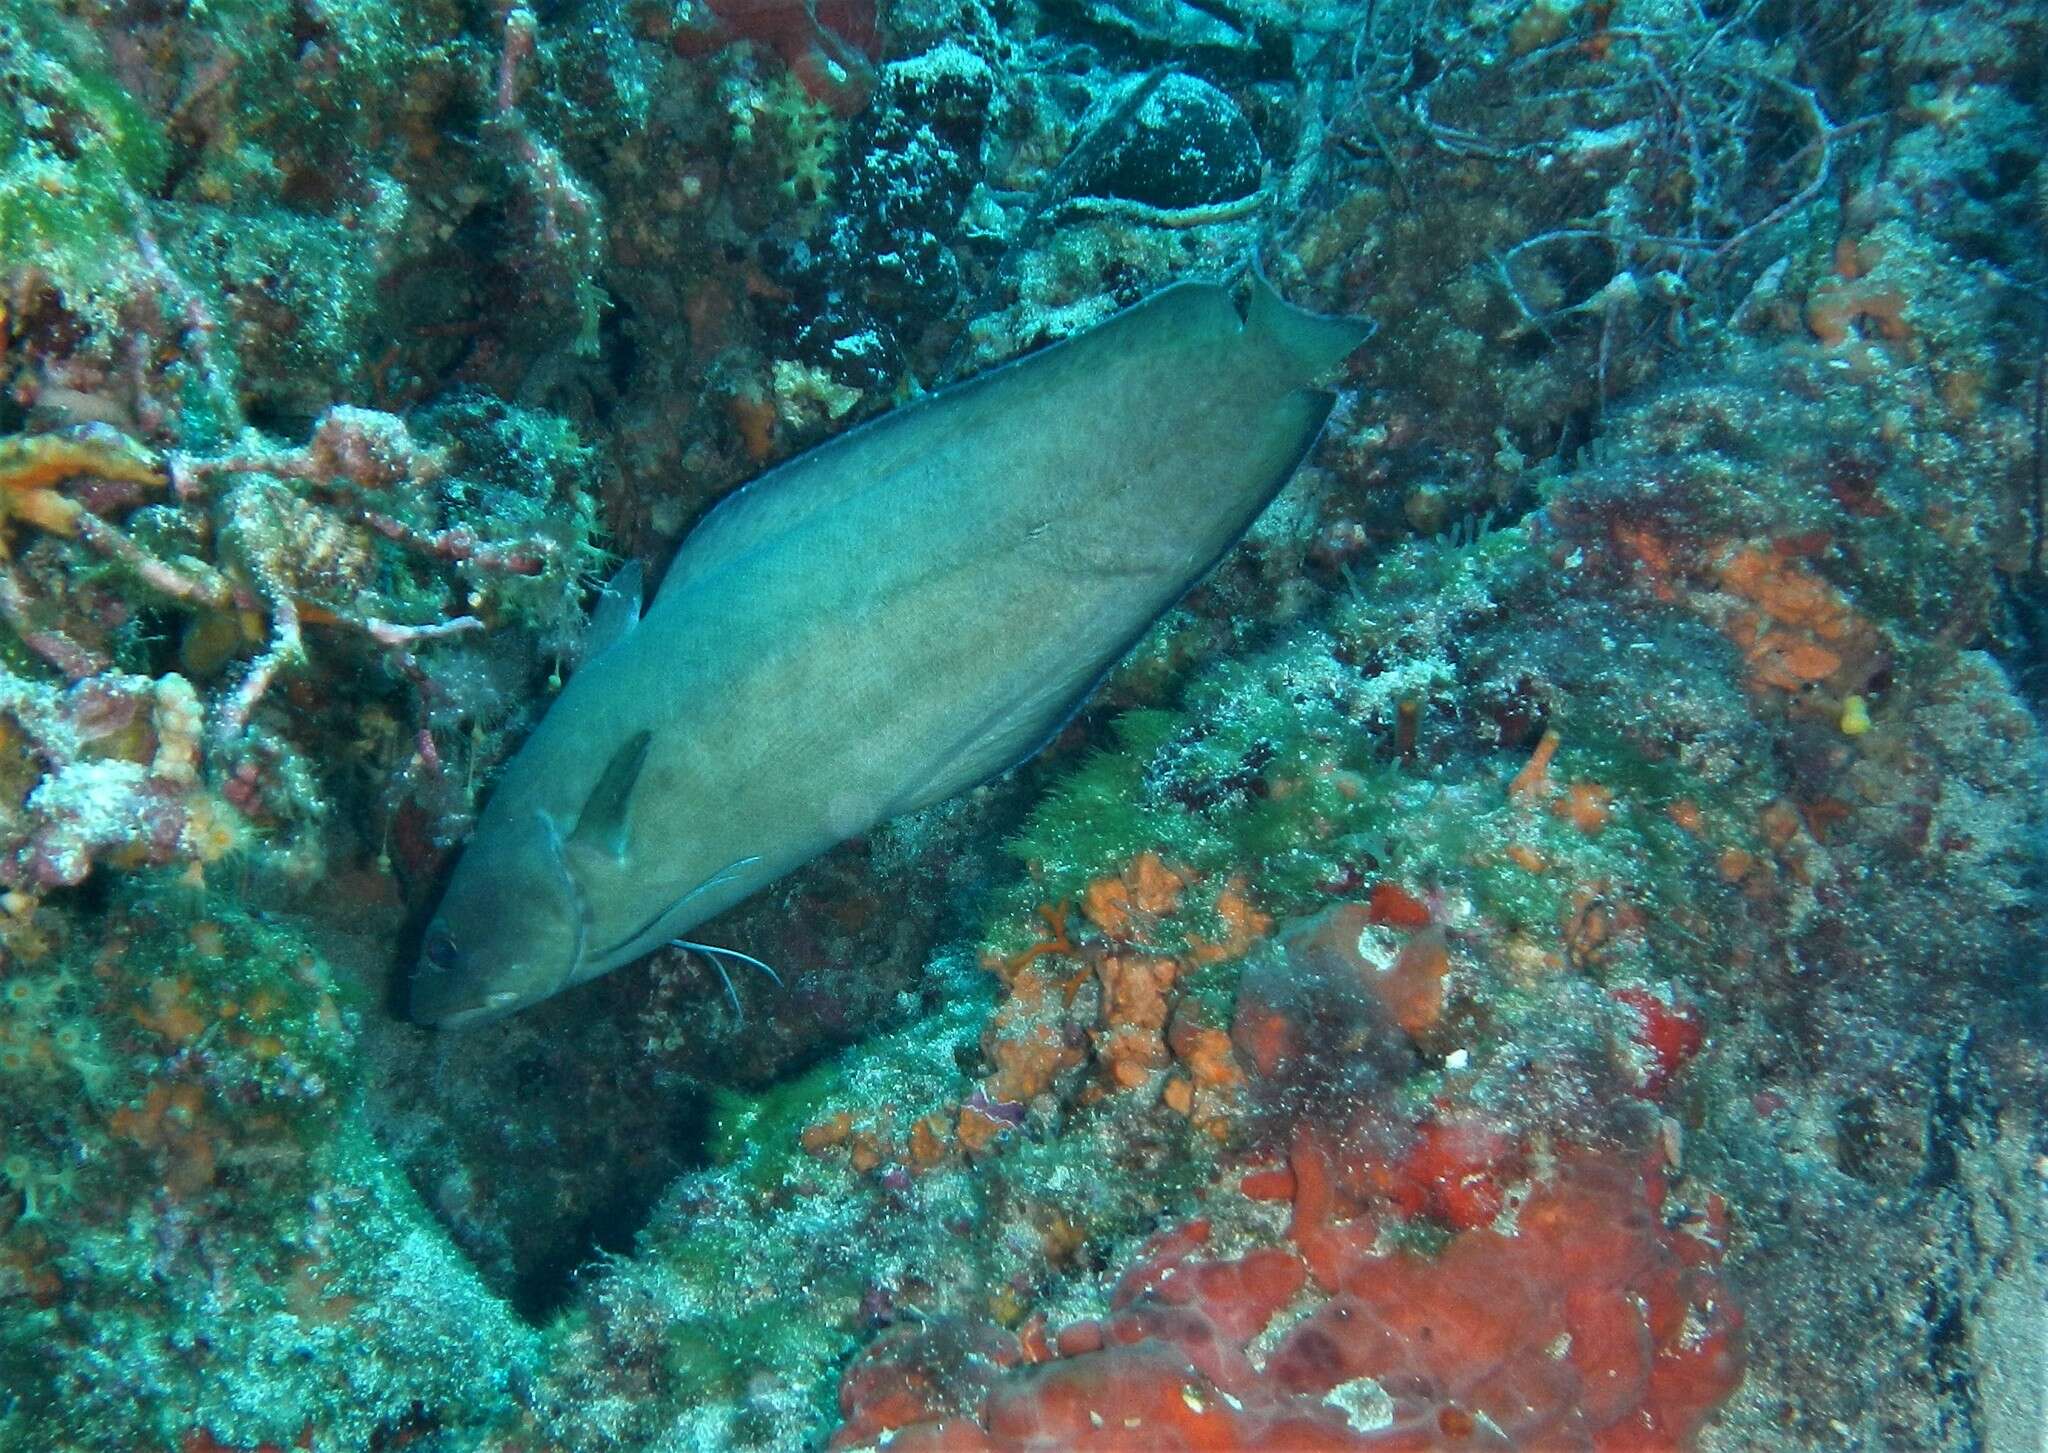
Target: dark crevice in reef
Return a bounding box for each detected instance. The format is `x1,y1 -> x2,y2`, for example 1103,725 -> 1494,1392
508,1082 -> 714,1325
366,991 -> 721,1320
511,1180 -> 667,1324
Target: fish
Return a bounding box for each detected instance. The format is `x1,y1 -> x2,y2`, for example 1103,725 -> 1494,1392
409,275 -> 1368,1027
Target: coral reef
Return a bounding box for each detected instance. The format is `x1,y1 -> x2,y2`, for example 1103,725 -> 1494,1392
1,0 -> 2044,1447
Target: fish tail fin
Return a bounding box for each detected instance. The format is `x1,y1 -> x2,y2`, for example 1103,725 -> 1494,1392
1244,273 -> 1371,384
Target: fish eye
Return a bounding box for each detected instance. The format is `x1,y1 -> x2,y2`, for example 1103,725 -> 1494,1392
424,926 -> 462,973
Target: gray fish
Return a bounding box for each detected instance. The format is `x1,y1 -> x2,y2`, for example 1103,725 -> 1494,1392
410,276 -> 1367,1026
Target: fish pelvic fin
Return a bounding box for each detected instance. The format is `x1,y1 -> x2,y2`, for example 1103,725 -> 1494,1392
588,855 -> 766,966
671,940 -> 784,1020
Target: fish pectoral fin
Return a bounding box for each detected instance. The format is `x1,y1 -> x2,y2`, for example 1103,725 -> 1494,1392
569,728 -> 653,861
584,558 -> 644,664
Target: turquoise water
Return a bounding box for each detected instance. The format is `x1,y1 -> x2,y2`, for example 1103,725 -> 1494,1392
0,0 -> 2043,1447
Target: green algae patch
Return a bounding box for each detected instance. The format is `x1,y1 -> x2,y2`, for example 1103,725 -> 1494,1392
705,1057 -> 845,1184
996,621 -> 1456,958
0,11 -> 166,300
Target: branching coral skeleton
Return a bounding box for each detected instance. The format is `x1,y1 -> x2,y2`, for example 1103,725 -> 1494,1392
1318,0 -> 1882,343
0,403 -> 561,895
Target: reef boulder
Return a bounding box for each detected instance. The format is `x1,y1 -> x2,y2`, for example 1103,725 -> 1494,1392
1064,72 -> 1263,214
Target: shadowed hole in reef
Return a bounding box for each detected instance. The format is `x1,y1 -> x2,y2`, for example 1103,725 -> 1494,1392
508,1083 -> 713,1324
371,944 -> 726,1328
513,1184 -> 660,1322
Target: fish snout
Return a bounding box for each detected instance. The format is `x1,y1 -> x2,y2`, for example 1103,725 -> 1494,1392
409,924 -> 553,1027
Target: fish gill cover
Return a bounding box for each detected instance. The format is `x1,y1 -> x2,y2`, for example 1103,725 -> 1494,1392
0,0 -> 2042,1450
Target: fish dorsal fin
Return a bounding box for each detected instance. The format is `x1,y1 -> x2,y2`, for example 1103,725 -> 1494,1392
585,559 -> 643,664
658,421 -> 935,602
569,728 -> 652,861
654,287 -> 1232,606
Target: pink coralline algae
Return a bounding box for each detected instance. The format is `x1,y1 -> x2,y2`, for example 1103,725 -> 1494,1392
670,0 -> 883,112
0,668 -> 235,890
834,1139 -> 1744,1451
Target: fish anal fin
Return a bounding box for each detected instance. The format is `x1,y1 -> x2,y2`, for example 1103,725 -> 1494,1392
570,729 -> 652,861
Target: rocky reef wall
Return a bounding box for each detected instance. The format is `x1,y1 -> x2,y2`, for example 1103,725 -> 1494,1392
1,0 -> 2044,1448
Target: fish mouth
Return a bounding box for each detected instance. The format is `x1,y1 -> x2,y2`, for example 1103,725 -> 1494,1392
409,990 -> 474,1028
411,993 -> 521,1030
409,966 -> 545,1028
410,970 -> 513,1029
